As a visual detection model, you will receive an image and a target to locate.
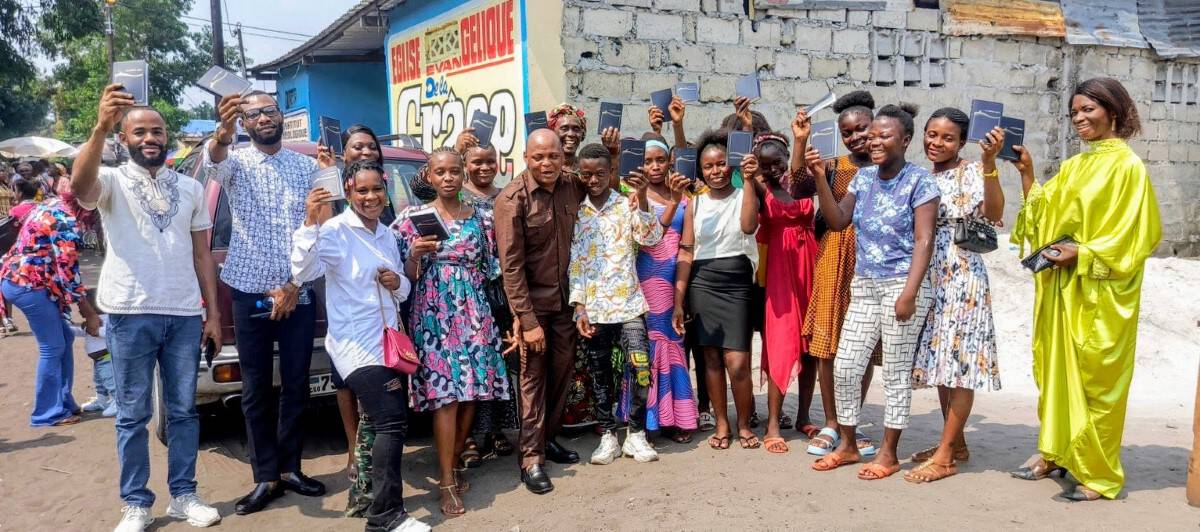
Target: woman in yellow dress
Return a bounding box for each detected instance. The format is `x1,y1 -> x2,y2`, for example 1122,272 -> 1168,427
1008,77 -> 1161,501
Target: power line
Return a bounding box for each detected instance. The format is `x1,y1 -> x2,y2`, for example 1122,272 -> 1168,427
179,15 -> 313,39
183,21 -> 308,42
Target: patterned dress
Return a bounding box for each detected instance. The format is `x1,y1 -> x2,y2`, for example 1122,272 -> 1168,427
913,162 -> 1000,390
396,205 -> 511,411
619,197 -> 697,431
802,156 -> 859,359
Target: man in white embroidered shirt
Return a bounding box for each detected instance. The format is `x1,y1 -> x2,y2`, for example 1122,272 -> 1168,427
203,91 -> 325,514
567,144 -> 663,466
72,85 -> 223,532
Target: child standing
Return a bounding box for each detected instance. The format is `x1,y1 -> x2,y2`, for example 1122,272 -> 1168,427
568,144 -> 664,464
74,294 -> 115,417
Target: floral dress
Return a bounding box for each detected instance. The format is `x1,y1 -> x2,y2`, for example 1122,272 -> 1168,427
913,161 -> 1000,390
0,199 -> 86,321
396,205 -> 511,411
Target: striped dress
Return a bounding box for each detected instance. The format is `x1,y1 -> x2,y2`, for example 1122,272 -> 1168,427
620,197 -> 698,431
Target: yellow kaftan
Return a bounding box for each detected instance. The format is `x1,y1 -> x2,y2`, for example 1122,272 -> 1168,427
1010,138 -> 1161,499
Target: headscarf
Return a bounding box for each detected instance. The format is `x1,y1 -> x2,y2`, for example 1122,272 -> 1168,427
547,103 -> 587,132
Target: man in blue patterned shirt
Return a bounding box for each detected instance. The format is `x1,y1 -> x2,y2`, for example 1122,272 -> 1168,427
204,91 -> 325,514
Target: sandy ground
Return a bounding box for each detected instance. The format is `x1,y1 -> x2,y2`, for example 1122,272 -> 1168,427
1,243 -> 1198,531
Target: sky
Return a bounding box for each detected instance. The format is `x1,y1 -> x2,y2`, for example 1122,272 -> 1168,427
32,0 -> 365,111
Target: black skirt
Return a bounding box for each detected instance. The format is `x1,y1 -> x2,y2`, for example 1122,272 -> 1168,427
687,255 -> 755,351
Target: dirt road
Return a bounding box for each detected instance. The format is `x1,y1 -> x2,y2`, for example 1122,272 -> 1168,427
0,249 -> 1196,531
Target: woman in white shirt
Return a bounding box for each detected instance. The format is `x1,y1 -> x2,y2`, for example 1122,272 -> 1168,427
672,129 -> 760,451
290,159 -> 429,532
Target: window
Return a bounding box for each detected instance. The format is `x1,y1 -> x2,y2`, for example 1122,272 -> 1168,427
211,190 -> 232,251
873,30 -> 946,88
1153,63 -> 1200,104
285,88 -> 297,110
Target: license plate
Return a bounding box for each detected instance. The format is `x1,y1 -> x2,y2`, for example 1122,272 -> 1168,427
309,373 -> 336,396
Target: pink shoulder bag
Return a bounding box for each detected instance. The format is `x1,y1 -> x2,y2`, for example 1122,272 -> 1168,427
377,283 -> 419,374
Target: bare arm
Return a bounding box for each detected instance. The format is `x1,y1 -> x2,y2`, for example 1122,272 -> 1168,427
805,146 -> 855,231
903,200 -> 938,299
206,94 -> 243,165
73,84 -> 133,205
671,204 -> 695,335
669,96 -> 688,149
979,128 -> 1006,222
192,230 -> 223,346
1011,145 -> 1036,198
789,109 -> 812,181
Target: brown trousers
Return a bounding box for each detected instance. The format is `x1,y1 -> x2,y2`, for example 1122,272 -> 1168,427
517,311 -> 578,469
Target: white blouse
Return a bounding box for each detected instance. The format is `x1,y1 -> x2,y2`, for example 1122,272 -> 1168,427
693,187 -> 759,273
291,209 -> 411,379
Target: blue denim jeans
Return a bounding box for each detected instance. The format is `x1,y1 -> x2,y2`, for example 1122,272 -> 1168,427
1,280 -> 79,426
107,313 -> 202,508
93,356 -> 116,399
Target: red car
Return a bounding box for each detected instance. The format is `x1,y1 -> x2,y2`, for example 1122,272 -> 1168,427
150,139 -> 426,441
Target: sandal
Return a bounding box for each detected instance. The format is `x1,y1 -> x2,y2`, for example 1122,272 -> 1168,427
439,484 -> 465,517
857,462 -> 901,480
460,439 -> 482,469
904,460 -> 958,483
806,427 -> 840,456
1058,485 -> 1103,502
812,451 -> 859,472
1010,455 -> 1066,481
779,413 -> 794,430
671,429 -> 694,444
749,412 -> 762,429
452,466 -> 471,494
738,433 -> 761,449
911,443 -> 969,463
855,431 -> 877,458
52,415 -> 81,426
698,412 -> 717,431
492,432 -> 514,456
708,434 -> 731,450
796,423 -> 821,439
764,437 -> 789,454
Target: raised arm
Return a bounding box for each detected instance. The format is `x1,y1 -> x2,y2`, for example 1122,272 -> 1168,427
73,84 -> 133,205
805,146 -> 856,230
789,109 -> 812,180
206,94 -> 243,165
669,96 -> 688,149
979,127 -> 1006,222
739,154 -> 761,234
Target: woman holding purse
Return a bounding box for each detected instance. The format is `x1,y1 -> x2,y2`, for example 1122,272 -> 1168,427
290,159 -> 429,532
394,147 -> 511,517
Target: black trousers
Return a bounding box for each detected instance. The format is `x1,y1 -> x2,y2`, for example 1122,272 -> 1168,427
231,288 -> 316,483
345,365 -> 409,532
582,317 -> 651,433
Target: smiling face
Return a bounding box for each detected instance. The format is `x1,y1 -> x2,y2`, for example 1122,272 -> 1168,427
838,110 -> 872,155
240,93 -> 283,146
578,156 -> 611,199
867,116 -> 909,166
347,168 -> 388,221
524,129 -> 564,188
554,115 -> 585,156
120,108 -> 169,169
756,141 -> 788,183
923,116 -> 965,165
700,144 -> 731,190
344,132 -> 381,165
643,145 -> 669,184
465,145 -> 498,189
1070,94 -> 1114,141
427,151 -> 465,200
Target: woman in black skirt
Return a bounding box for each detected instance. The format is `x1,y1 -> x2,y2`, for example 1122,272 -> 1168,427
672,128 -> 760,450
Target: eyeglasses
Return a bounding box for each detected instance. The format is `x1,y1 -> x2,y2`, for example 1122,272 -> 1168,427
243,105 -> 280,121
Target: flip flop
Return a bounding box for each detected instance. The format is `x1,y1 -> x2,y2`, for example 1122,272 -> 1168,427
671,430 -> 694,444
903,460 -> 958,483
698,412 -> 717,431
857,462 -> 901,480
806,427 -> 841,456
739,434 -> 762,449
855,431 -> 878,458
812,451 -> 859,472
764,437 -> 789,454
708,434 -> 731,450
796,423 -> 821,439
53,415 -> 81,426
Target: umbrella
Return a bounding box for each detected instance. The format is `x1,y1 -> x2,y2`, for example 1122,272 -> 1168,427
0,136 -> 79,159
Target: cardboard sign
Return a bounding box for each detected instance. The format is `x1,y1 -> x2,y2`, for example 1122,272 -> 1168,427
195,65 -> 253,98
598,102 -> 623,134
998,116 -> 1025,162
968,99 -> 1004,142
470,110 -> 498,148
112,60 -> 149,106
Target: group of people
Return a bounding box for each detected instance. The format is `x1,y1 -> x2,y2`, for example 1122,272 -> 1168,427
0,73 -> 1160,532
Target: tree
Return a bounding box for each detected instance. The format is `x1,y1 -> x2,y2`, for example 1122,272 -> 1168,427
188,101 -> 217,120
0,0 -> 52,138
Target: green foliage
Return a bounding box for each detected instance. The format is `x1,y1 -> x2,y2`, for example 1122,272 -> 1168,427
0,0 -> 51,137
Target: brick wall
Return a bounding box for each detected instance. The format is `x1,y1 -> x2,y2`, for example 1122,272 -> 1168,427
560,0 -> 1200,256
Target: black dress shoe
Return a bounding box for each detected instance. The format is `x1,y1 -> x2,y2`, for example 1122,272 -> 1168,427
235,482 -> 284,515
545,439 -> 580,464
280,471 -> 326,497
521,464 -> 553,494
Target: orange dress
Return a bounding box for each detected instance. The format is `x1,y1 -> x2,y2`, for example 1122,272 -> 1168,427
802,156 -> 859,359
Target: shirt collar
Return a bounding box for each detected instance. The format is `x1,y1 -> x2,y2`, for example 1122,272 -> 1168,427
340,208 -> 389,238
584,190 -> 619,214
120,161 -> 167,180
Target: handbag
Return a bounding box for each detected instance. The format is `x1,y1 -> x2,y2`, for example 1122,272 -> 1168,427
1021,236 -> 1076,273
377,283 -> 419,374
950,164 -> 998,254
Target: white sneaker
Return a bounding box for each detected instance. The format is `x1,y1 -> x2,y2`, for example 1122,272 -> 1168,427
590,431 -> 621,465
82,396 -> 109,412
390,516 -> 432,532
622,430 -> 659,463
113,506 -> 153,532
167,493 -> 221,527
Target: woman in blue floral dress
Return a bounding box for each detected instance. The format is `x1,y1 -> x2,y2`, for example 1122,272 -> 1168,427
395,148 -> 510,517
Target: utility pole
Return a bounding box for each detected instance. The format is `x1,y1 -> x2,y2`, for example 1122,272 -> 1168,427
210,0 -> 225,107
235,23 -> 248,78
103,0 -> 117,79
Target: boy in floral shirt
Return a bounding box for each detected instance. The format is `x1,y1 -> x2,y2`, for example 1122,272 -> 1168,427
568,143 -> 663,465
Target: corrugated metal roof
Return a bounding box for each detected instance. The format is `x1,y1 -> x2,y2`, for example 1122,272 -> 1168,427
1138,0 -> 1200,58
1060,0 -> 1148,48
942,0 -> 1066,38
250,0 -> 404,75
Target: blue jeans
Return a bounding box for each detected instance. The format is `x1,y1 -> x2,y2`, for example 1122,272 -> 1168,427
93,356 -> 116,399
1,280 -> 79,426
107,313 -> 203,508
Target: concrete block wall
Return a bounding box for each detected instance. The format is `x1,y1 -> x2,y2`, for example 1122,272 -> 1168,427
560,1 -> 1198,256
